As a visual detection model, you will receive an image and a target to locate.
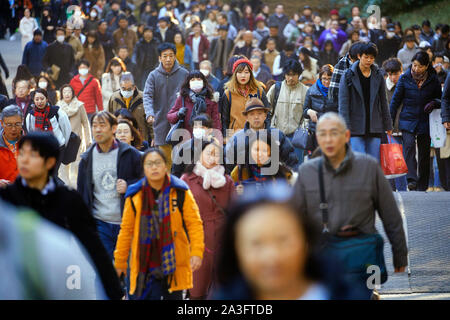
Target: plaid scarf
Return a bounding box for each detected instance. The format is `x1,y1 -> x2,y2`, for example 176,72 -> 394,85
33,103 -> 53,132
137,177 -> 176,298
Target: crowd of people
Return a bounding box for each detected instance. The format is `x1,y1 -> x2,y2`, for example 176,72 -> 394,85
0,0 -> 449,301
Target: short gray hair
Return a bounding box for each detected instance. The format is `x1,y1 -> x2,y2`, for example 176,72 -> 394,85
316,112 -> 348,131
1,105 -> 23,120
199,60 -> 212,69
119,72 -> 135,85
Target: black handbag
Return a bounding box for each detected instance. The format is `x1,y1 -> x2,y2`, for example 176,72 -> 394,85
317,158 -> 388,285
62,132 -> 81,165
166,98 -> 187,146
292,127 -> 314,150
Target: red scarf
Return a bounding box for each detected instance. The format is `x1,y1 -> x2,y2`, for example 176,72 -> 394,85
33,103 -> 53,132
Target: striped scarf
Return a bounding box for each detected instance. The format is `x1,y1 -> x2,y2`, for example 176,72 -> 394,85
137,177 -> 176,298
33,103 -> 53,132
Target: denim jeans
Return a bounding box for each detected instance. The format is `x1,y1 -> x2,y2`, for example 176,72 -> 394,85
95,219 -> 121,259
286,133 -> 304,166
129,276 -> 183,300
350,136 -> 381,162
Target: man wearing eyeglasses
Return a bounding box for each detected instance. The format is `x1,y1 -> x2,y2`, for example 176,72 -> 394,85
0,105 -> 23,187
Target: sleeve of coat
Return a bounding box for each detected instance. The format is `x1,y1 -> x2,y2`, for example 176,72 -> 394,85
182,189 -> 204,260
279,130 -> 300,170
379,75 -> 393,131
303,88 -> 313,119
167,96 -> 183,124
143,72 -> 155,119
441,73 -> 450,123
94,78 -> 104,111
80,104 -> 92,146
98,46 -> 105,79
66,190 -> 123,300
338,70 -> 352,130
58,109 -> 72,146
389,75 -> 405,123
209,100 -> 222,132
372,160 -> 408,268
114,196 -> 136,270
219,91 -> 231,138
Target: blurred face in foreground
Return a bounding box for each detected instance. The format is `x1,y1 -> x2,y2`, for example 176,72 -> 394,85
316,117 -> 350,161
235,204 -> 308,299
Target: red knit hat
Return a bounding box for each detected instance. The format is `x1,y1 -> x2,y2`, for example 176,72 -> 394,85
232,58 -> 253,74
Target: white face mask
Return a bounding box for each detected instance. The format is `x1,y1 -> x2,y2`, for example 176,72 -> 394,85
38,81 -> 48,89
200,69 -> 210,77
190,80 -> 204,92
90,11 -> 97,18
78,68 -> 89,76
74,10 -> 82,17
193,128 -> 206,140
298,24 -> 305,29
56,35 -> 65,43
120,89 -> 133,98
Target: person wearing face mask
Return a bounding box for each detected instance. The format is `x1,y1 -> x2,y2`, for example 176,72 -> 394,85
108,72 -> 152,143
37,75 -> 58,105
199,60 -> 220,92
181,139 -> 235,300
22,29 -> 48,78
42,27 -> 76,89
167,71 -> 221,137
376,23 -> 402,66
83,8 -> 100,34
70,60 -> 103,119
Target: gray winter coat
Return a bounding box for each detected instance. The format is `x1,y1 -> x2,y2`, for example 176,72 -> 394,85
143,61 -> 189,146
338,61 -> 393,136
293,147 -> 408,269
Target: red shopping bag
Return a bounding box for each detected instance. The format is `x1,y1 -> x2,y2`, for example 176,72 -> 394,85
380,135 -> 408,178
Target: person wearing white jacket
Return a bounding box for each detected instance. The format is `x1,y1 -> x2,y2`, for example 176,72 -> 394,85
19,8 -> 39,51
24,88 -> 71,174
56,84 -> 92,187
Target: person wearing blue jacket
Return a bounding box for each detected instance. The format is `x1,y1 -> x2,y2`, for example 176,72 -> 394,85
21,29 -> 48,77
389,51 -> 442,191
439,73 -> 450,190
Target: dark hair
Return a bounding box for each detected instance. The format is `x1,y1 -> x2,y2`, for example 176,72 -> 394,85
284,43 -> 296,53
382,58 -> 402,74
411,50 -> 431,66
118,14 -> 128,22
77,59 -> 90,68
348,41 -> 362,60
18,132 -> 60,175
55,27 -> 65,34
184,139 -> 222,173
91,110 -> 118,128
298,47 -> 312,71
142,147 -> 168,170
432,52 -> 445,62
180,70 -> 213,99
319,64 -> 334,79
117,119 -> 144,149
158,42 -> 176,56
266,37 -> 276,45
59,84 -> 75,99
411,24 -> 421,31
190,114 -> 213,128
422,20 -> 431,28
359,42 -> 378,58
37,74 -> 55,90
283,59 -> 303,76
84,30 -> 100,48
404,34 -> 416,43
114,108 -> 139,129
442,24 -> 450,35
174,31 -> 185,45
216,182 -> 322,287
32,87 -> 49,100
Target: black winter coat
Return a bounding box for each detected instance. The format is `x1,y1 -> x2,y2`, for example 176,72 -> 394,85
0,177 -> 124,300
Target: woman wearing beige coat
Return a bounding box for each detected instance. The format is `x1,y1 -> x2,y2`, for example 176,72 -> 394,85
56,84 -> 92,188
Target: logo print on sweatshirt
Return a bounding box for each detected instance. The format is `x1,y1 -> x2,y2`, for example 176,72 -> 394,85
100,169 -> 116,192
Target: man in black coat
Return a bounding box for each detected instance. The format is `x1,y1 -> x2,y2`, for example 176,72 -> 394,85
42,27 -> 75,89
0,132 -> 124,300
132,27 -> 160,90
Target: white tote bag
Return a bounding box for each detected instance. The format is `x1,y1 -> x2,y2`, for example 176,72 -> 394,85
429,109 -> 447,148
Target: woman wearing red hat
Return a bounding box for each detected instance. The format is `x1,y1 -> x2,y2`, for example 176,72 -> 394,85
219,58 -> 271,142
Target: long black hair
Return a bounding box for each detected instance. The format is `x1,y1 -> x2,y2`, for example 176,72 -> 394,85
180,70 -> 213,99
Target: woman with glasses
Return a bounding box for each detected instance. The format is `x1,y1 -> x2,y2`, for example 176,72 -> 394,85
303,64 -> 338,152
114,148 -> 204,300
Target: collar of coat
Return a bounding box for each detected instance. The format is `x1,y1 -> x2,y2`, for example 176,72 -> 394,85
322,144 -> 354,175
113,88 -> 142,111
124,174 -> 189,199
156,60 -> 182,76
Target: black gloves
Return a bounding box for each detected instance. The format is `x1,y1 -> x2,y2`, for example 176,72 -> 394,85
177,106 -> 187,119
